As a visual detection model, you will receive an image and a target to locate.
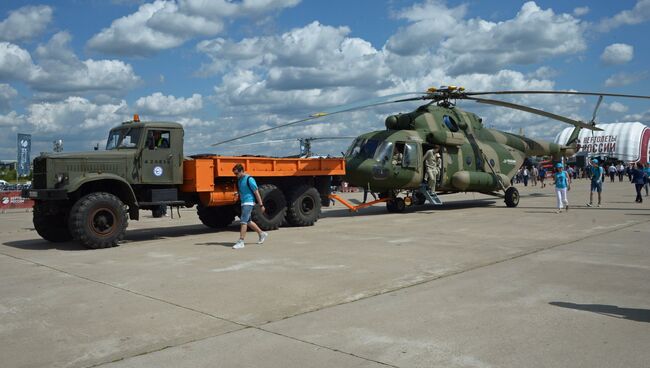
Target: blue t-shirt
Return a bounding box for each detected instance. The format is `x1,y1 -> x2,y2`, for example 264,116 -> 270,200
631,168 -> 646,185
237,175 -> 258,205
554,171 -> 568,189
591,166 -> 603,183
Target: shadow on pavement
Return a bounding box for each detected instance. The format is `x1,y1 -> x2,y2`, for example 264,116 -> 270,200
2,239 -> 87,251
195,241 -> 239,248
550,301 -> 650,323
3,224 -> 238,251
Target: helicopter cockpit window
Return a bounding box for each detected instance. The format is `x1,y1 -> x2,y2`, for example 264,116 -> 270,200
374,141 -> 394,163
345,138 -> 380,159
402,142 -> 418,168
443,115 -> 460,132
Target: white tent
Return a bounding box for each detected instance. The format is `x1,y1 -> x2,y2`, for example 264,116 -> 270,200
555,122 -> 650,163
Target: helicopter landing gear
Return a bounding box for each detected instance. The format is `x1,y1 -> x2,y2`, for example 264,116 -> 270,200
504,187 -> 519,207
386,197 -> 406,213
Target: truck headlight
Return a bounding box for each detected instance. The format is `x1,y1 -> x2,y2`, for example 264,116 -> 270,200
55,173 -> 67,184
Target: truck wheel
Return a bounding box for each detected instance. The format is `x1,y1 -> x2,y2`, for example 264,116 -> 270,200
251,184 -> 286,231
286,185 -> 321,226
197,205 -> 235,228
505,187 -> 520,207
33,202 -> 73,242
386,197 -> 406,213
69,193 -> 128,249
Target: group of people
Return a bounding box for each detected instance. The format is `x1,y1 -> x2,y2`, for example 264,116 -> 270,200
229,152 -> 648,248
551,158 -> 649,213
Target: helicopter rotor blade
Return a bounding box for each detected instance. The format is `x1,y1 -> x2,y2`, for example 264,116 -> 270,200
590,95 -> 604,124
229,139 -> 297,148
211,92 -> 425,146
465,96 -> 604,131
305,136 -> 357,141
464,90 -> 650,100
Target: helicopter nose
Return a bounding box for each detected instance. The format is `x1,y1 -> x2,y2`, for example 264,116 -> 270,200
345,159 -> 386,186
371,163 -> 389,180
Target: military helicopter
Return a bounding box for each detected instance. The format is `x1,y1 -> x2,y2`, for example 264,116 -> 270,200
214,86 -> 650,212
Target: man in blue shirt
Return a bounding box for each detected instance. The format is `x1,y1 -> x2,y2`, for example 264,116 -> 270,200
586,159 -> 603,207
232,164 -> 268,249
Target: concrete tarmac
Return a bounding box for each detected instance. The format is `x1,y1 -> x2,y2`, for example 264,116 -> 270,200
1,179 -> 648,368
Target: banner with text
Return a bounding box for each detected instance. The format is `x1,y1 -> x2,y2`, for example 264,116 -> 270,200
17,133 -> 31,177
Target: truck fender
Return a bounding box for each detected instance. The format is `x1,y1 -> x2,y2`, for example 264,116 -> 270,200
67,173 -> 139,220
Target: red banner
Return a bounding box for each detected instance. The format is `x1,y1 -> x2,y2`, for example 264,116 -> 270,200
0,191 -> 34,211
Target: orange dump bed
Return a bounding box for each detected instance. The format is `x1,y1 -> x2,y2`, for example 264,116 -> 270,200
181,156 -> 346,206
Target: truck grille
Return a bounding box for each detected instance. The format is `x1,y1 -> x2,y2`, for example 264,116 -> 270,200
32,157 -> 47,189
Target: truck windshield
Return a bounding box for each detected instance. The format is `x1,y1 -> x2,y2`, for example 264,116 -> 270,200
345,138 -> 380,159
106,128 -> 142,150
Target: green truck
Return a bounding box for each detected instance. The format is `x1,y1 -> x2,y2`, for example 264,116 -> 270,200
24,116 -> 345,249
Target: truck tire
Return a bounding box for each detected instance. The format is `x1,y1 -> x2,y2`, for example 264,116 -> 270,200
505,187 -> 519,207
33,202 -> 73,242
69,192 -> 128,249
285,185 -> 321,226
197,205 -> 235,228
251,184 -> 286,231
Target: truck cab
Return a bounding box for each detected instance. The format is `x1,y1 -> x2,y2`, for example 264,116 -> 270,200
105,119 -> 184,184
25,117 -> 185,248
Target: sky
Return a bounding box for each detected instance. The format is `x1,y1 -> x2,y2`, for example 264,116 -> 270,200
1,0 -> 650,159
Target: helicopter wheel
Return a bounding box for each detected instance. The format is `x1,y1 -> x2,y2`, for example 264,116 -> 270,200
504,187 -> 520,208
386,197 -> 406,213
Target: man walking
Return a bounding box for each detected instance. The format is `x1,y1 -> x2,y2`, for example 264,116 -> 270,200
586,159 -> 603,207
423,147 -> 441,192
232,164 -> 268,249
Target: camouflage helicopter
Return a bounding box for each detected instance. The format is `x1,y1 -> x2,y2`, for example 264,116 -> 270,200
214,86 -> 650,212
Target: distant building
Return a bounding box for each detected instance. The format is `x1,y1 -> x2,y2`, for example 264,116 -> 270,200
0,160 -> 17,171
555,122 -> 650,163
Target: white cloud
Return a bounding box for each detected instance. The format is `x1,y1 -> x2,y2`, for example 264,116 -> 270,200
528,66 -> 558,79
573,6 -> 589,16
134,92 -> 203,116
88,1 -> 189,56
597,0 -> 650,32
604,101 -> 628,113
200,21 -> 391,116
622,110 -> 650,123
600,43 -> 634,65
0,42 -> 42,81
180,0 -> 300,17
0,83 -> 17,112
441,2 -> 586,75
1,33 -> 140,96
604,71 -> 649,87
26,96 -> 128,132
0,5 -> 53,42
87,0 -> 300,56
385,0 -> 467,56
0,110 -> 24,128
0,98 -> 131,157
383,1 -> 586,76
